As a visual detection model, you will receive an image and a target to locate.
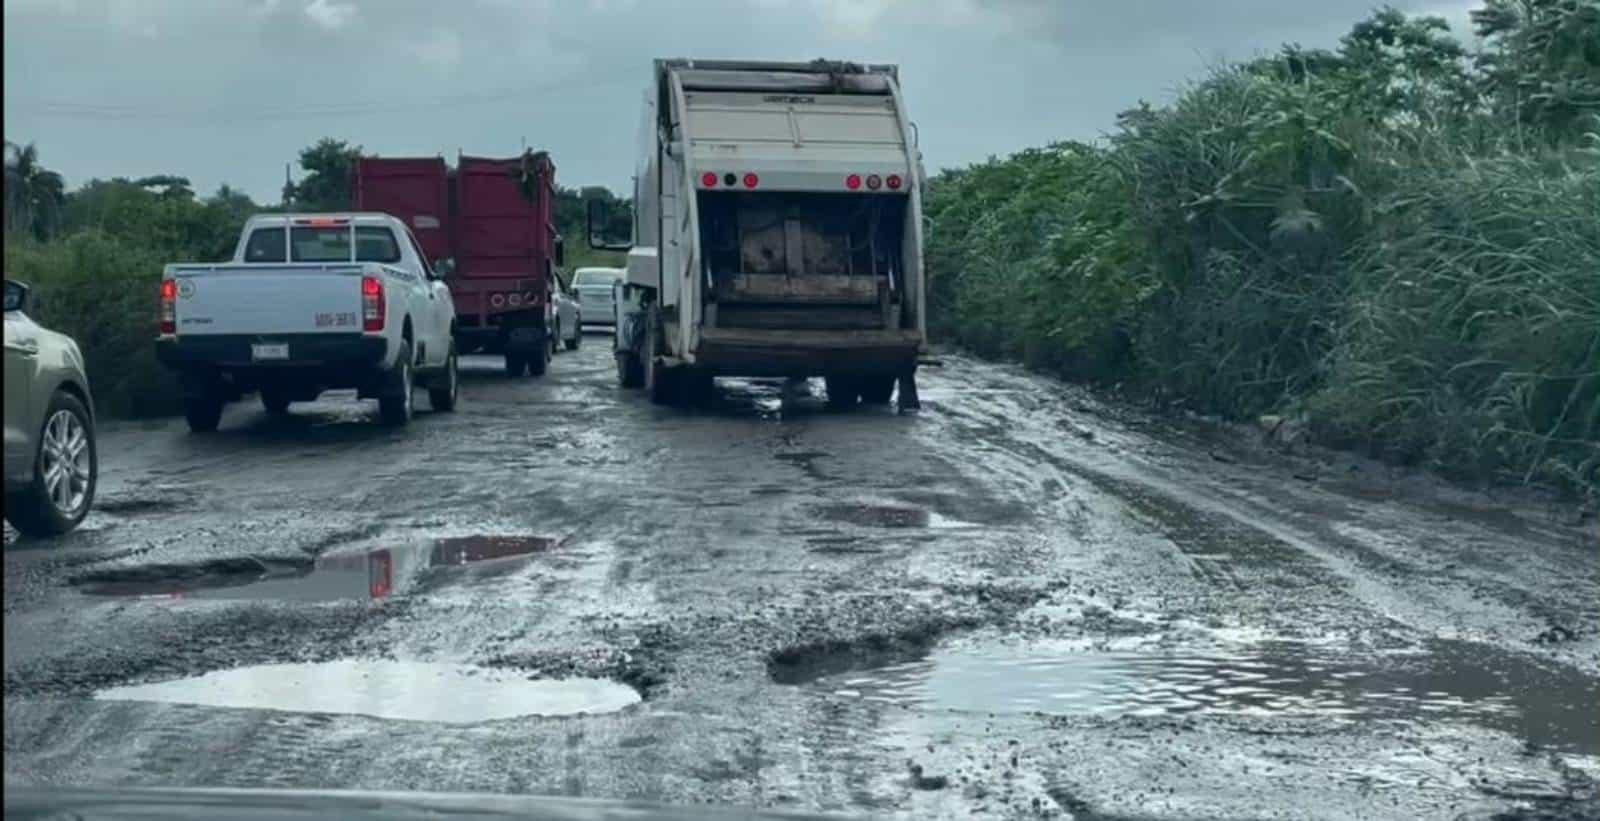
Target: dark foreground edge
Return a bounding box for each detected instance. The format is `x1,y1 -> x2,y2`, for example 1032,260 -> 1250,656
3,786 -> 863,821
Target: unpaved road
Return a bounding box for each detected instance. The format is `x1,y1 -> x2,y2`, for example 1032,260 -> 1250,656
5,336 -> 1598,819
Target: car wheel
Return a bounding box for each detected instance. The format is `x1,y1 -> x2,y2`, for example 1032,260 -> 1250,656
429,345 -> 459,412
5,390 -> 97,537
379,342 -> 414,426
566,320 -> 581,351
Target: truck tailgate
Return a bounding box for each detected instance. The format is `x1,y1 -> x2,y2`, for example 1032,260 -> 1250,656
172,264 -> 366,336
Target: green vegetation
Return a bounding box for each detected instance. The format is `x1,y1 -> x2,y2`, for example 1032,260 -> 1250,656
927,1 -> 1599,493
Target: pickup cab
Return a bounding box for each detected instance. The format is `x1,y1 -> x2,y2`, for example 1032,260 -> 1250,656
156,213 -> 458,431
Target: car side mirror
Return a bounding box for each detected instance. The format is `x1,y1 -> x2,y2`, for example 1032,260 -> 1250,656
3,280 -> 28,313
587,199 -> 630,252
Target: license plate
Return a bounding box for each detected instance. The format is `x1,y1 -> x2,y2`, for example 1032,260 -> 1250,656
251,343 -> 289,361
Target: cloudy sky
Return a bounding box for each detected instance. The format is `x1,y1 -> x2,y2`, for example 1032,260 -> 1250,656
4,0 -> 1477,202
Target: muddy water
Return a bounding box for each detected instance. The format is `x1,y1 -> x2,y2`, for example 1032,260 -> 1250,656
94,660 -> 641,722
794,637 -> 1600,754
73,535 -> 556,601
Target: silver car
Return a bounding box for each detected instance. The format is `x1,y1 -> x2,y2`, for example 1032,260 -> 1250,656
572,266 -> 624,327
4,279 -> 97,537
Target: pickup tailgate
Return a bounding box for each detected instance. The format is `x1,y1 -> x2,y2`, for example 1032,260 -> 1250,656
171,264 -> 367,336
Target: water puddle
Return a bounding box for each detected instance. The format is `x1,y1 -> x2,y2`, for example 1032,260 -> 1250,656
788,637 -> 1600,754
75,535 -> 556,602
94,660 -> 640,722
810,502 -> 979,531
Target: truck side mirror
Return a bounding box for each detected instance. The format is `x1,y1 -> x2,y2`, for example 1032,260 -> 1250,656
587,199 -> 630,252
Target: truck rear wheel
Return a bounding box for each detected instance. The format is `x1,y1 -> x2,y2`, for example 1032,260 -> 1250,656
617,352 -> 644,388
825,376 -> 860,410
527,334 -> 549,377
261,390 -> 291,417
504,354 -> 526,378
859,376 -> 895,406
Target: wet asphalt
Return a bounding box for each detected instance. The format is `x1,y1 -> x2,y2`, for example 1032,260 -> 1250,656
5,333 -> 1599,820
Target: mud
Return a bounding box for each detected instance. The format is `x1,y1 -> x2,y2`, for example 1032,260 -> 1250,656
6,342 -> 1598,819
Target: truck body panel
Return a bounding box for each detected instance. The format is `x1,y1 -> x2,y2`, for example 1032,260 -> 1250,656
352,158 -> 452,263
615,59 -> 926,401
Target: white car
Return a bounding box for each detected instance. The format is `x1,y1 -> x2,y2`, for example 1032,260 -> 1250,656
156,213 -> 458,431
553,277 -> 581,352
572,266 -> 624,327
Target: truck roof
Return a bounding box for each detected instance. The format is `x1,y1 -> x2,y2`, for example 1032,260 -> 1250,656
247,213 -> 403,225
658,58 -> 898,95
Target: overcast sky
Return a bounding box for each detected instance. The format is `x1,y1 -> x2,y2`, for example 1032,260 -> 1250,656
4,0 -> 1477,203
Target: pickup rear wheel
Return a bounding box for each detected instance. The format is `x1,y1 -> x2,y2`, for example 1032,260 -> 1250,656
184,396 -> 224,432
429,345 -> 459,412
379,342 -> 414,427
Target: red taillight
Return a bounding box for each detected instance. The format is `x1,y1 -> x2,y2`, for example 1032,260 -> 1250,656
887,174 -> 903,190
701,172 -> 718,188
845,174 -> 862,190
159,279 -> 177,335
362,276 -> 385,332
866,174 -> 882,191
742,173 -> 759,189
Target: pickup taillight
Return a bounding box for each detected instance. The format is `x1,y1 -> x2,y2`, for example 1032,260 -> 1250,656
159,279 -> 177,335
361,276 -> 385,332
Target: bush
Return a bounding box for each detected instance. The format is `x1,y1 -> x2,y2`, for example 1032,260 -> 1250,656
5,233 -> 181,418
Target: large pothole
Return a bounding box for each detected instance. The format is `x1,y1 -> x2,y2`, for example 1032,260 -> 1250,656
777,633 -> 1600,755
94,660 -> 641,722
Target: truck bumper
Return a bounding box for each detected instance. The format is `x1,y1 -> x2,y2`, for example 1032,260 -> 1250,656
693,327 -> 922,378
157,334 -> 388,370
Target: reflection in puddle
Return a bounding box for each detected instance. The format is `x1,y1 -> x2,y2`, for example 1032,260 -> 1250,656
95,660 -> 640,722
799,639 -> 1600,754
78,535 -> 556,602
811,502 -> 979,530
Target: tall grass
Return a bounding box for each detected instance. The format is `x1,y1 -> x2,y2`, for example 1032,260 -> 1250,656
927,44 -> 1600,495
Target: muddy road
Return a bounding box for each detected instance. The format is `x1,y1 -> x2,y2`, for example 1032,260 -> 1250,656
5,336 -> 1598,819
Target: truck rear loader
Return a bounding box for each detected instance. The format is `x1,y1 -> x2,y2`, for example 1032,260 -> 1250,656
589,59 -> 927,409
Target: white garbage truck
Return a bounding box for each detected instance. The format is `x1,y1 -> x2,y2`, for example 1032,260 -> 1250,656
588,59 -> 927,410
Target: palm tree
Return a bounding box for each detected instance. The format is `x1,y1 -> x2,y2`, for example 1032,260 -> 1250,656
4,141 -> 66,240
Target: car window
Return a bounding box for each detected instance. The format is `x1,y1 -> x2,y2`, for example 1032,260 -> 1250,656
574,269 -> 621,287
354,227 -> 402,264
242,227 -> 286,263
290,227 -> 352,262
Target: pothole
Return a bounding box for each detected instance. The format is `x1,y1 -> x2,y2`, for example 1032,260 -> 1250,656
780,635 -> 1600,755
809,502 -> 979,531
73,535 -> 557,601
93,660 -> 640,722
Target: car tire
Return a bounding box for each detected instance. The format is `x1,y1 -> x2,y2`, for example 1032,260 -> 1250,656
183,395 -> 224,432
261,390 -> 291,416
6,390 -> 98,538
551,320 -> 562,356
566,322 -> 581,351
429,345 -> 459,413
379,342 -> 414,427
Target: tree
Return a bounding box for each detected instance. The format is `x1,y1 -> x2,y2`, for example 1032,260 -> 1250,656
4,141 -> 67,240
288,138 -> 361,211
1473,0 -> 1600,137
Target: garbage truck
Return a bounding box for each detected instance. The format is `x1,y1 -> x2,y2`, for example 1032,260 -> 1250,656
588,59 -> 927,409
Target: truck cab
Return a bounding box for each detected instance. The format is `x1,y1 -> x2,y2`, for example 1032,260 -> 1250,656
591,59 -> 927,409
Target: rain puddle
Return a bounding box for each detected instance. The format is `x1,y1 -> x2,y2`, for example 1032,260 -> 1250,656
811,502 -> 977,530
95,660 -> 640,722
75,535 -> 556,602
789,637 -> 1600,754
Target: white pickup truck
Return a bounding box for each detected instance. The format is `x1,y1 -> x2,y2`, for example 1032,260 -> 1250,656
156,213 -> 458,431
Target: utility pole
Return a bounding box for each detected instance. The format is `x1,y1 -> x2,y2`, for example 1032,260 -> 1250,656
280,163 -> 294,207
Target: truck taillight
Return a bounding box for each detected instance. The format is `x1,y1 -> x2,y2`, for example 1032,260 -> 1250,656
362,276 -> 385,332
701,172 -> 718,188
866,174 -> 882,191
845,174 -> 862,191
887,174 -> 903,190
159,279 -> 177,335
743,173 -> 759,189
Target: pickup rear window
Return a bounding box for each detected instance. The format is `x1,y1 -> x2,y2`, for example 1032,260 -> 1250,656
242,225 -> 403,264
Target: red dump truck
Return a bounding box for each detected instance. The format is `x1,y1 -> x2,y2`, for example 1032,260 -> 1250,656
354,153 -> 564,377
